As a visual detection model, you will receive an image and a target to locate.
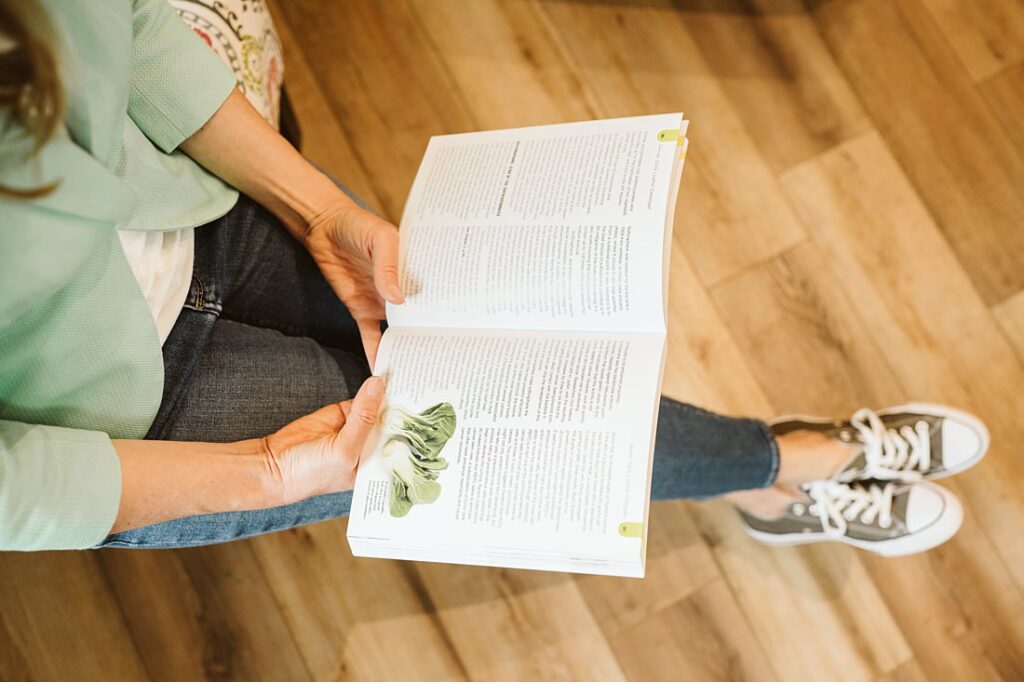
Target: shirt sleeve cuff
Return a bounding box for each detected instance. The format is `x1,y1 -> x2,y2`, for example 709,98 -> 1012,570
0,421 -> 122,551
127,0 -> 239,153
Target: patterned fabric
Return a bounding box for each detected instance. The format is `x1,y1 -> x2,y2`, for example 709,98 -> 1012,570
169,0 -> 284,128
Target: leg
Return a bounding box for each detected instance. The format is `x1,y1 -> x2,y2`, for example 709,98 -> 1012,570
194,192 -> 371,355
650,399 -> 853,514
650,398 -> 781,500
150,193 -> 373,432
102,318 -> 371,548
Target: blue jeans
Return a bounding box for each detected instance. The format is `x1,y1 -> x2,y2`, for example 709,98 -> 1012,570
101,194 -> 779,548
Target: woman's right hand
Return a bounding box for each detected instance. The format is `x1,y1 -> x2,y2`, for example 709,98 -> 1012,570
257,376 -> 386,505
111,376 -> 387,535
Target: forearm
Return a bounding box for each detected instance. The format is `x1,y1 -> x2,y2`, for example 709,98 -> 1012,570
179,88 -> 355,239
109,437 -> 279,534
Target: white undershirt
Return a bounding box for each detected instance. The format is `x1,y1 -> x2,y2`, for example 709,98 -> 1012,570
118,228 -> 195,345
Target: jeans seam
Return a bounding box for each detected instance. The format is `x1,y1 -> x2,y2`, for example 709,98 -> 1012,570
97,504 -> 345,549
183,276 -> 222,315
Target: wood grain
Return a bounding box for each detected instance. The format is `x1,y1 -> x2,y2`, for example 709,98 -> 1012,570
992,290 -> 1024,361
0,553 -> 149,681
100,544 -> 313,682
609,578 -> 777,681
811,0 -> 1024,306
919,0 -> 1024,82
675,0 -> 869,172
982,63 -> 1024,158
541,0 -> 807,286
250,522 -> 468,680
416,564 -> 625,681
267,0 -> 475,221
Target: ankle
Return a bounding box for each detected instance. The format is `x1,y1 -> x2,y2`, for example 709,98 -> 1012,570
727,486 -> 798,520
775,429 -> 857,487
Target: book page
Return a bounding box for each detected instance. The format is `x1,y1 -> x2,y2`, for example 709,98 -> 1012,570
387,114 -> 684,334
347,326 -> 664,573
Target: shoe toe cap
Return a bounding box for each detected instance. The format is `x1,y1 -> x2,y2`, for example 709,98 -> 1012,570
905,483 -> 962,534
940,417 -> 989,471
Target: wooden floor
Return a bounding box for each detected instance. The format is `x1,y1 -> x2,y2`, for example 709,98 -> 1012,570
4,0 -> 1024,679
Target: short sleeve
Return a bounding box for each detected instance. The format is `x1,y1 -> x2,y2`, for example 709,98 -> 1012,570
127,0 -> 238,152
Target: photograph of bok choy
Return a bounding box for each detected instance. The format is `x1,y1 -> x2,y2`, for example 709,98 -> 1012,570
380,402 -> 457,517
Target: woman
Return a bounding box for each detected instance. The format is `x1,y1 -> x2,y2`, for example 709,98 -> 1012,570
0,0 -> 989,555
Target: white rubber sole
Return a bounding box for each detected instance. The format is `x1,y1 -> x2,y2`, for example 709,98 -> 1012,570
770,402 -> 990,480
743,483 -> 964,558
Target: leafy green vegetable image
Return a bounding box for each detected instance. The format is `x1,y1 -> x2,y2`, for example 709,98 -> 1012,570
381,402 -> 457,517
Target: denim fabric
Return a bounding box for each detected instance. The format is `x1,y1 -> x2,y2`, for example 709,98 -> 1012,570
101,193 -> 779,549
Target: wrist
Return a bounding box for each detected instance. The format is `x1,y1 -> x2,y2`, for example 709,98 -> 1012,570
278,171 -> 357,243
234,437 -> 291,509
303,192 -> 361,244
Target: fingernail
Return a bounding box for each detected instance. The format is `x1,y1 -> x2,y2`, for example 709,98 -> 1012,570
366,376 -> 385,397
388,285 -> 405,303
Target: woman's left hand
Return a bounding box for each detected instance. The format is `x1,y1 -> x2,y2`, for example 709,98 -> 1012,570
303,199 -> 404,366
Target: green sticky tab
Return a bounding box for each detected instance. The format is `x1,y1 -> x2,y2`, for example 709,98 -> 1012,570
657,129 -> 679,142
618,522 -> 643,538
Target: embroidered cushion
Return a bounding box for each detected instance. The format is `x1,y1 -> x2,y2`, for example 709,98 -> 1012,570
169,0 -> 284,128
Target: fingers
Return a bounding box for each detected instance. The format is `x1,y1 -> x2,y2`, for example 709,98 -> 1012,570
370,226 -> 404,305
357,318 -> 383,368
336,376 -> 386,465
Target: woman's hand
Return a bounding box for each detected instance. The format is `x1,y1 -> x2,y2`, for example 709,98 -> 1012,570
110,377 -> 386,534
304,199 -> 404,367
259,376 -> 386,505
178,90 -> 404,366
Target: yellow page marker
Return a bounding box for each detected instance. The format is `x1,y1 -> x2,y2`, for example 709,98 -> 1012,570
618,522 -> 643,538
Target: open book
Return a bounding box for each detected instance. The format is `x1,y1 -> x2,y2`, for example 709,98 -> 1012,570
346,113 -> 688,578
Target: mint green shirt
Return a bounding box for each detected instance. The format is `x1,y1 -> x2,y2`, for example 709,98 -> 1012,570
0,0 -> 239,550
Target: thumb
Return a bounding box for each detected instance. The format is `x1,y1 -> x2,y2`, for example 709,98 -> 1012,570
336,376 -> 386,462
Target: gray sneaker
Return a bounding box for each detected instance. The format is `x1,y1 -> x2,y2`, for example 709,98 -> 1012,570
740,479 -> 963,557
770,403 -> 989,482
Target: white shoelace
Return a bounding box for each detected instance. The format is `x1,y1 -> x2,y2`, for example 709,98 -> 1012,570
849,408 -> 931,481
799,480 -> 896,537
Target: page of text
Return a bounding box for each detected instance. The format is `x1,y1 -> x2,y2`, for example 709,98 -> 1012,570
387,114 -> 683,333
347,327 -> 664,565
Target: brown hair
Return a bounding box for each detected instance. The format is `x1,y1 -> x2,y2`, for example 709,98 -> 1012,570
0,0 -> 62,198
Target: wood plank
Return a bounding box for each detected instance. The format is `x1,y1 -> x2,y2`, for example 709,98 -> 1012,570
775,131 -> 1024,680
541,0 -> 806,286
711,242 -> 905,415
575,501 -> 720,637
981,63 -> 1024,160
689,501 -> 912,681
99,544 -> 312,682
610,578 -> 778,682
269,0 -> 476,221
0,553 -> 149,681
249,520 -> 468,681
411,563 -> 626,681
992,289 -> 1024,361
876,658 -> 930,682
918,0 -> 1024,82
811,0 -> 1024,305
408,0 -> 596,128
676,0 -> 869,172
